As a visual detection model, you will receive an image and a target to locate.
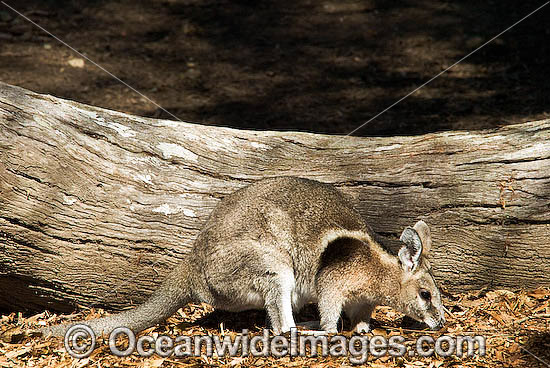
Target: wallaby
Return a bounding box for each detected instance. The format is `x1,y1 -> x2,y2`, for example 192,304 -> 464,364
37,176 -> 445,337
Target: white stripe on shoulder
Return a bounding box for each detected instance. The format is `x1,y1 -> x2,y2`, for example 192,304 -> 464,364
319,229 -> 397,266
320,229 -> 373,246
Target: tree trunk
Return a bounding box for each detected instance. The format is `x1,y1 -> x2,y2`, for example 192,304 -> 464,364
0,82 -> 549,313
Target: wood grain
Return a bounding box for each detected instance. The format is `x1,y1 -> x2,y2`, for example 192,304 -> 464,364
0,82 -> 549,312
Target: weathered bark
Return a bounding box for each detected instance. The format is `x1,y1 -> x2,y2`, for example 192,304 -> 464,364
0,82 -> 549,313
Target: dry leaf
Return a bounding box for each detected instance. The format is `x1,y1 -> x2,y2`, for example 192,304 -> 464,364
0,287 -> 549,368
528,288 -> 549,300
149,358 -> 165,367
5,346 -> 31,359
229,357 -> 246,366
371,328 -> 387,336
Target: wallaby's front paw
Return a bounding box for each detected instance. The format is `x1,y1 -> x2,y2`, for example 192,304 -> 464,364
354,322 -> 371,334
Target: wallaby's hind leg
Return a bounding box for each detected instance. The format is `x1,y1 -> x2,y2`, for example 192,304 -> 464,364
200,239 -> 297,333
263,269 -> 296,334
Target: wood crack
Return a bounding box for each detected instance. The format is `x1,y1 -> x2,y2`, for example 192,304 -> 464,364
339,180 -> 441,189
438,203 -> 521,209
467,217 -> 550,226
457,156 -> 550,166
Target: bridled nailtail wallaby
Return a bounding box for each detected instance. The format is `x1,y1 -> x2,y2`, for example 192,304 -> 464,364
40,176 -> 445,337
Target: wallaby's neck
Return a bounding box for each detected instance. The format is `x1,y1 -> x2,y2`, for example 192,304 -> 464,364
383,258 -> 411,315
364,244 -> 406,310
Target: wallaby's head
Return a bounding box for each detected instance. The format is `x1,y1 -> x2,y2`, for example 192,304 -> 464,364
396,220 -> 445,330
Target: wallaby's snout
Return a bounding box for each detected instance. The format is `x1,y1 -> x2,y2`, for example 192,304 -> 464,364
426,306 -> 446,330
423,300 -> 446,330
421,284 -> 446,330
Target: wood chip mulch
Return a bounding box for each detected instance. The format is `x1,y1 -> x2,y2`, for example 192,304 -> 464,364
1,287 -> 549,368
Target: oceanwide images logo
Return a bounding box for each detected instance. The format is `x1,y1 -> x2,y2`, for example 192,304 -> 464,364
65,324 -> 486,364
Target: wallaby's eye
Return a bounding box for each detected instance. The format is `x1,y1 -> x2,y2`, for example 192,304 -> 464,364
420,289 -> 431,301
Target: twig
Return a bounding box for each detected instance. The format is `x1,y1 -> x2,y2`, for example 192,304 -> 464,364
443,305 -> 453,317
514,313 -> 550,324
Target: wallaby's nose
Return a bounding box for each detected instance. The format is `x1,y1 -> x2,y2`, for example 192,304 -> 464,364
428,314 -> 446,331
434,315 -> 446,330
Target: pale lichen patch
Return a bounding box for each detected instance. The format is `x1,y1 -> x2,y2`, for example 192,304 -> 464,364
152,204 -> 196,217
157,142 -> 199,162
135,174 -> 153,185
71,106 -> 136,137
96,120 -> 136,138
63,195 -> 77,205
250,141 -> 270,149
375,144 -> 401,152
183,208 -> 196,217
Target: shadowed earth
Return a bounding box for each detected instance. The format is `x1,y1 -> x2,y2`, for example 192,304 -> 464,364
0,0 -> 548,136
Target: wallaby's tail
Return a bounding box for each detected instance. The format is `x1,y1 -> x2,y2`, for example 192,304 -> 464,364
41,259 -> 195,338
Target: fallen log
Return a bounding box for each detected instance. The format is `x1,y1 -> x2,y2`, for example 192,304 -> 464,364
0,82 -> 549,313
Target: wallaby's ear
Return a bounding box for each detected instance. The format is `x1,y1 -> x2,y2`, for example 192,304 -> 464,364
399,227 -> 423,272
413,220 -> 431,254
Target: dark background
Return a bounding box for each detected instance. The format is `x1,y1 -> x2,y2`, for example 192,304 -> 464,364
0,0 -> 548,136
